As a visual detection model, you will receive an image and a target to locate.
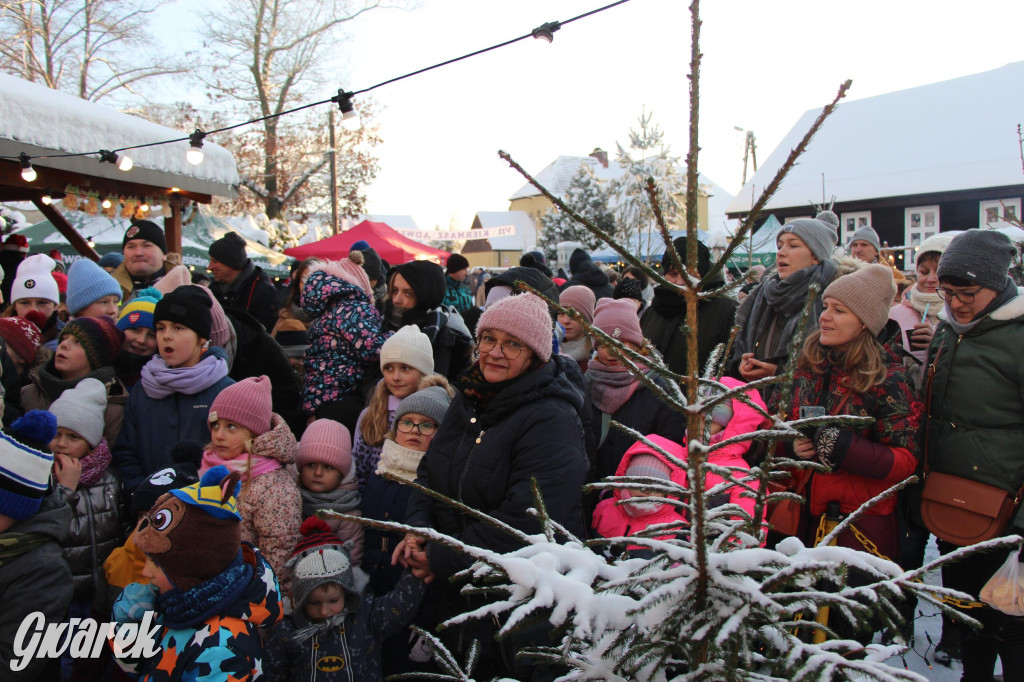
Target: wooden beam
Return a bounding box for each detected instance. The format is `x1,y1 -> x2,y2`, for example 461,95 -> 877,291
32,199 -> 100,260
166,196 -> 184,256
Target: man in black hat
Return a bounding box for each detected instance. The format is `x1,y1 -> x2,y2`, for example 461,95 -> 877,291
442,253 -> 473,314
112,220 -> 175,302
208,231 -> 280,332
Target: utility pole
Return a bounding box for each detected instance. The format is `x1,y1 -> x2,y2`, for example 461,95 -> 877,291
735,127 -> 758,186
328,109 -> 339,235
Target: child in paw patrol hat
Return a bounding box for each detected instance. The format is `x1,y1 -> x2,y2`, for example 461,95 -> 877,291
263,516 -> 427,680
111,464 -> 283,680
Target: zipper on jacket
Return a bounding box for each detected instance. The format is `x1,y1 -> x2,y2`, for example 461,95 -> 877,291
457,429 -> 484,501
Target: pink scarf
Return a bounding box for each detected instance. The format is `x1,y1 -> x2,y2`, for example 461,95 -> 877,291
79,439 -> 111,487
586,358 -> 642,414
200,449 -> 282,481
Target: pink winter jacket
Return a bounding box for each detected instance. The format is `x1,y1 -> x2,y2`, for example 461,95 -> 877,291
592,435 -> 688,548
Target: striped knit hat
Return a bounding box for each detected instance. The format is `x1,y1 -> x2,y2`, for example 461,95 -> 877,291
0,410 -> 58,520
287,516 -> 360,614
59,317 -> 124,370
117,287 -> 161,331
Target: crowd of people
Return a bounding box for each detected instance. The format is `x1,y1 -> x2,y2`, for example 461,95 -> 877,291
0,216 -> 1021,682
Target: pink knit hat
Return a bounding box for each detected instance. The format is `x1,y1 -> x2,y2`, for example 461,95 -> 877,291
476,293 -> 553,363
593,298 -> 643,346
317,254 -> 372,299
209,375 -> 273,436
558,286 -> 597,324
296,419 -> 352,474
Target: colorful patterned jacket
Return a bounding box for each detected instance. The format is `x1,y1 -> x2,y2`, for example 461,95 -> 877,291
300,269 -> 385,416
442,275 -> 474,314
111,543 -> 283,681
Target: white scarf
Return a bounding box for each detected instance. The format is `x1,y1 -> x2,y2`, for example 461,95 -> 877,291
376,439 -> 425,483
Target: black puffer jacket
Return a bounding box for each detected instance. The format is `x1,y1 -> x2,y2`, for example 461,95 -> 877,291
225,307 -> 305,437
64,463 -> 125,606
560,249 -> 613,300
405,354 -> 589,582
641,285 -> 738,377
211,261 -> 281,332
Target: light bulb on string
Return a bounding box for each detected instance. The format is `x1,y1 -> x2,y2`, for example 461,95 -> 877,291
101,198 -> 112,209
41,195 -> 52,205
332,90 -> 361,131
87,237 -> 96,248
140,203 -> 150,212
117,155 -> 133,171
531,21 -> 561,43
99,149 -> 133,172
187,129 -> 206,165
19,153 -> 37,182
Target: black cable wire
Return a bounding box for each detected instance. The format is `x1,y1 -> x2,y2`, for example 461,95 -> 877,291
1,0 -> 634,164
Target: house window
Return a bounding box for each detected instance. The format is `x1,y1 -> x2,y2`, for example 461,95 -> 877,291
905,206 -> 939,251
840,211 -> 872,247
979,198 -> 1022,228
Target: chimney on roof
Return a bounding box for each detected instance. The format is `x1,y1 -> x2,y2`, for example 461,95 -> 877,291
590,147 -> 608,168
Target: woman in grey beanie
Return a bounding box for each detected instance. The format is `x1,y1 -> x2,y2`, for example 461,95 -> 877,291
727,218 -> 843,405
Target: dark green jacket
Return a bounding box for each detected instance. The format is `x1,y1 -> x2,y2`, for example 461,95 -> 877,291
925,290 -> 1024,528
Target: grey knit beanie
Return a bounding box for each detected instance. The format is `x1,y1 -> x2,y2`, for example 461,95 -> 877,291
395,385 -> 453,425
778,218 -> 838,263
937,229 -> 1016,291
49,378 -> 107,447
822,264 -> 897,336
849,225 -> 881,252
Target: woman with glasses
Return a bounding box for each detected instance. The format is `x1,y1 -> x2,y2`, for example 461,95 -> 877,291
361,375 -> 454,675
399,292 -> 589,680
922,230 -> 1024,681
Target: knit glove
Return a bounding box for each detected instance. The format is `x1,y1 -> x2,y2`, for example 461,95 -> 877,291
112,581 -> 159,623
813,427 -> 896,480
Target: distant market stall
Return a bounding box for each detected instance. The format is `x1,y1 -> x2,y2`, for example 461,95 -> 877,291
0,73 -> 238,259
15,206 -> 291,278
285,219 -> 449,265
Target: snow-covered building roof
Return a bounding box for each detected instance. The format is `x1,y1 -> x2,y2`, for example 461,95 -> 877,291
467,211 -> 537,252
509,155 -> 626,201
726,61 -> 1024,216
0,74 -> 238,197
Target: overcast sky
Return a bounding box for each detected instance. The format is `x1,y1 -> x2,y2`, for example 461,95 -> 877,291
158,0 -> 1024,233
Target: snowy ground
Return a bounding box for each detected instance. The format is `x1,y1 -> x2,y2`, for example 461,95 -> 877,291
883,536 -> 1001,681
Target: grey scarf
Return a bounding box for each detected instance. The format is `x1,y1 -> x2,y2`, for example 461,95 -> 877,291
301,485 -> 361,519
944,277 -> 1018,335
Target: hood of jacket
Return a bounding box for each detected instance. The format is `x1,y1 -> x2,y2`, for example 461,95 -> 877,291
709,377 -> 770,462
390,260 -> 446,311
485,266 -> 559,306
569,256 -> 610,289
248,413 -> 298,464
471,353 -> 585,427
300,269 -> 369,318
612,434 -> 688,501
216,544 -> 283,627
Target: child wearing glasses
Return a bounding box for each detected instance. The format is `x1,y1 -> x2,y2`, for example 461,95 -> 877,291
362,374 -> 454,675
352,325 -> 435,493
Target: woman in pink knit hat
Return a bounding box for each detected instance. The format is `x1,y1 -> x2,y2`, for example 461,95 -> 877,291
397,292 -> 589,678
200,374 -> 301,597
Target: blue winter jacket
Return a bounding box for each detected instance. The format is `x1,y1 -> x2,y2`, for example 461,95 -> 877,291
112,347 -> 234,492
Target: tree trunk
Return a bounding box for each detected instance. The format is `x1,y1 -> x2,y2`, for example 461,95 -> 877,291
264,118 -> 280,218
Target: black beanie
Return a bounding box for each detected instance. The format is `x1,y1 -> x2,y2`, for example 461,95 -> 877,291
662,236 -> 711,277
360,247 -> 384,284
123,220 -> 167,254
446,253 -> 470,275
154,285 -> 213,340
209,232 -> 249,270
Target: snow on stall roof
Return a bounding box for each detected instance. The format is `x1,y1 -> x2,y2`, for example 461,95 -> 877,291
726,61 -> 1024,215
508,155 -> 626,201
0,74 -> 238,194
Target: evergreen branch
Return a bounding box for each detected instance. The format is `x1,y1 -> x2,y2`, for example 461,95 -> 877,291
701,80 -> 852,289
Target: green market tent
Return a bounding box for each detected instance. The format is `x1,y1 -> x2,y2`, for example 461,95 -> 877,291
725,214 -> 781,270
14,207 -> 292,278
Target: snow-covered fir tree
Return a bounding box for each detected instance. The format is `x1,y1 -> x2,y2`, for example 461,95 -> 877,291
537,163 -> 615,260
611,109 -> 685,250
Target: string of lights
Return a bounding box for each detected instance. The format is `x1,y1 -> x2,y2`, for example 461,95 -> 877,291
4,0 -> 634,182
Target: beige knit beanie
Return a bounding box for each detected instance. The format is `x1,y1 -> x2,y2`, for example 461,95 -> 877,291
822,264 -> 896,336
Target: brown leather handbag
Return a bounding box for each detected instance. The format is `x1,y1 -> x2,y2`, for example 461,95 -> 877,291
920,342 -> 1024,545
920,471 -> 1024,546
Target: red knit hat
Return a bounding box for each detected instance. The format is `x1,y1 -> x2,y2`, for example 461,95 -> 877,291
296,419 -> 352,474
208,375 -> 273,436
0,311 -> 45,363
2,234 -> 29,253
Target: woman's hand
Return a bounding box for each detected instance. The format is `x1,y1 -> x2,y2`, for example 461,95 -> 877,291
793,438 -> 817,460
910,322 -> 935,351
739,353 -> 777,381
53,454 -> 82,491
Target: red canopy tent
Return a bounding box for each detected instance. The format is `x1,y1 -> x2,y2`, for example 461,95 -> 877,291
283,220 -> 450,265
